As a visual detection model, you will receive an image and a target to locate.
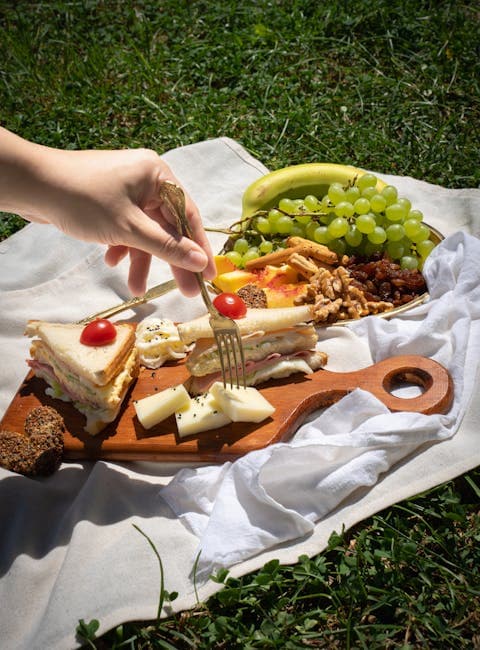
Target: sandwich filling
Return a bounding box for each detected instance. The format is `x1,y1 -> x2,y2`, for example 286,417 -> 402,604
185,323 -> 327,395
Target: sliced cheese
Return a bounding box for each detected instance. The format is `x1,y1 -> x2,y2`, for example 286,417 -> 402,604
134,384 -> 190,429
175,392 -> 231,438
209,382 -> 275,423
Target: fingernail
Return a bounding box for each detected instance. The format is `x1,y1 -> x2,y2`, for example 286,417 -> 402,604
186,249 -> 208,270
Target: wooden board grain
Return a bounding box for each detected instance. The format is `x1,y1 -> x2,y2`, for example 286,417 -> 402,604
0,355 -> 453,464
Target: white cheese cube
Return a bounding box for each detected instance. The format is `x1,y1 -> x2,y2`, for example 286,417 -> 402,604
175,392 -> 231,438
209,382 -> 275,423
134,384 -> 190,429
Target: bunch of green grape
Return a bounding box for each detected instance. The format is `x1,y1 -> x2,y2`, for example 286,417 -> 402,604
226,173 -> 437,271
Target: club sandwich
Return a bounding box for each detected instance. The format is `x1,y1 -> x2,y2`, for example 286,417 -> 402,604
177,305 -> 327,394
25,320 -> 139,435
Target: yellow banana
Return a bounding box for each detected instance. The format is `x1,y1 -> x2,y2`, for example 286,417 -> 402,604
241,163 -> 385,218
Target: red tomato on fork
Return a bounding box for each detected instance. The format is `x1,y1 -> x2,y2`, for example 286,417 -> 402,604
80,319 -> 117,346
213,293 -> 247,319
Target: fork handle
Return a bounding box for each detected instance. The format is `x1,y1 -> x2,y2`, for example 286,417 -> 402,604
160,181 -> 217,315
193,272 -> 216,314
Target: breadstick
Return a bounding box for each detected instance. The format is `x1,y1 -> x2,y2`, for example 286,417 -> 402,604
288,253 -> 325,278
244,245 -> 304,270
286,236 -> 338,265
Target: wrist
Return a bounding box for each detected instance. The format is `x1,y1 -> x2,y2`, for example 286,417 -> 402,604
0,127 -> 64,221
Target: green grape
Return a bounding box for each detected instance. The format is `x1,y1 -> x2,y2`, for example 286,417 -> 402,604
381,185 -> 398,205
328,182 -> 346,205
334,201 -> 354,218
345,186 -> 361,203
304,194 -> 320,211
345,225 -> 363,247
364,241 -> 383,257
400,255 -> 419,270
233,237 -> 249,254
276,215 -> 294,234
386,241 -> 405,260
313,225 -> 332,244
278,198 -> 296,214
410,222 -> 430,243
397,197 -> 412,213
385,202 -> 407,222
403,218 -> 421,239
354,197 -> 371,215
361,186 -> 377,200
327,216 -> 349,238
407,209 -> 424,222
295,212 -> 312,225
268,209 -> 283,226
290,223 -> 306,237
368,226 -> 387,245
242,247 -> 260,264
328,238 -> 346,257
356,213 -> 376,234
417,239 -> 436,258
357,173 -> 378,191
370,193 -> 387,213
400,236 -> 414,253
373,212 -> 385,226
255,216 -> 271,234
225,250 -> 243,267
306,221 -> 320,240
320,195 -> 332,211
386,224 -> 405,242
259,239 -> 274,254
292,199 -> 305,213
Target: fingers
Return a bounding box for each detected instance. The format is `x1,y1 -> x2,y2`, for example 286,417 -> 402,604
127,248 -> 152,296
104,245 -> 129,267
127,206 -> 211,273
170,265 -> 204,297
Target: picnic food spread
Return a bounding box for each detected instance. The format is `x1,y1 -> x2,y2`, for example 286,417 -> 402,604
211,166 -> 438,321
0,164 -> 447,473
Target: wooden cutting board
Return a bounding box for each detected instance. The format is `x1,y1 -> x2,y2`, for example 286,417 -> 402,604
0,355 -> 453,463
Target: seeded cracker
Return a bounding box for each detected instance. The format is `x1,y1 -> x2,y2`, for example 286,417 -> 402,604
0,406 -> 65,476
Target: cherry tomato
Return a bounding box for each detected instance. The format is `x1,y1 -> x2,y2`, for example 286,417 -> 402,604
80,319 -> 117,346
213,292 -> 247,319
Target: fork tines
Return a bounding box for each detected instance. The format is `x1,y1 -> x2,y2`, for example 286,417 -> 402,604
213,328 -> 246,389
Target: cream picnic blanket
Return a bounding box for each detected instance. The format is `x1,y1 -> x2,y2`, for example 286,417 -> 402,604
1,137 -> 479,649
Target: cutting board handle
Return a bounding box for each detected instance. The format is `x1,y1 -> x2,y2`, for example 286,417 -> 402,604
295,354 -> 453,417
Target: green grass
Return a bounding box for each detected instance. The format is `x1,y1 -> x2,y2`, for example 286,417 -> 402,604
1,0 -> 479,646
79,469 -> 480,649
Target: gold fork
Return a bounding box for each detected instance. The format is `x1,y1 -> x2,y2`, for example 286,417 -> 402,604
159,180 -> 246,389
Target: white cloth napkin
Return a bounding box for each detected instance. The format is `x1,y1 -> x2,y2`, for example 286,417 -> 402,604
1,137 -> 480,650
161,232 -> 480,578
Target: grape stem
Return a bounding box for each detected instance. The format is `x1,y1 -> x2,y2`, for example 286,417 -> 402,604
205,208 -> 330,237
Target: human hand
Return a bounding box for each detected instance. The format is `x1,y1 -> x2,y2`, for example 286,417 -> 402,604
0,129 -> 216,296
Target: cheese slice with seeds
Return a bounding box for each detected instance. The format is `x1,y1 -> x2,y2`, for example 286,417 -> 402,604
175,391 -> 231,437
209,382 -> 275,423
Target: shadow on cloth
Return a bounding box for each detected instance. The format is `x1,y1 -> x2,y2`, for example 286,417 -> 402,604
0,461 -> 177,577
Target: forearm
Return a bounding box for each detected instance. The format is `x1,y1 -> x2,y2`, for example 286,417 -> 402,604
0,127 -> 60,221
